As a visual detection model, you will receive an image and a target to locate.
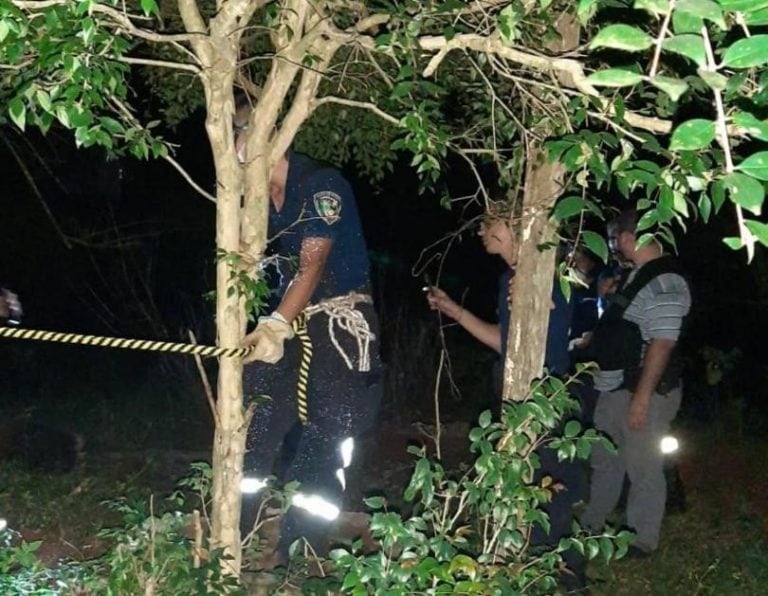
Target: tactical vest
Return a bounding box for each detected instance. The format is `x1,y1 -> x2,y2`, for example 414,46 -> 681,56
588,256 -> 686,393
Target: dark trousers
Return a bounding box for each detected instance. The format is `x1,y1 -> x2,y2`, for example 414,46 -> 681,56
242,305 -> 382,553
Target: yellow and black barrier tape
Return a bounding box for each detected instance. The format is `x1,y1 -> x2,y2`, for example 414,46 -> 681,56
0,326 -> 252,358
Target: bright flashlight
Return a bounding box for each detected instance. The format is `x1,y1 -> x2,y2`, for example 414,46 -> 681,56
660,435 -> 679,455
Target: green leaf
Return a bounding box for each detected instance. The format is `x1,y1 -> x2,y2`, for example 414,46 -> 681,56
564,420 -> 581,438
0,20 -> 10,43
669,119 -> 716,151
718,0 -> 768,13
710,180 -> 726,213
723,236 -> 744,250
363,496 -> 387,510
8,97 -> 25,130
589,24 -> 654,52
698,193 -> 712,223
676,0 -> 726,29
636,209 -> 658,232
577,0 -> 600,22
35,89 -> 52,113
662,34 -> 706,66
722,172 -> 765,215
553,196 -> 586,220
649,75 -> 688,101
585,69 -> 645,88
745,8 -> 768,25
696,68 -> 728,91
732,112 -> 768,141
635,0 -> 670,16
672,10 -> 703,34
140,0 -> 158,15
736,151 -> 768,181
745,220 -> 768,247
582,231 -> 609,263
723,35 -> 768,69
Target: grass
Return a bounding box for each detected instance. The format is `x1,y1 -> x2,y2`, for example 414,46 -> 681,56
1,397 -> 767,593
589,427 -> 768,595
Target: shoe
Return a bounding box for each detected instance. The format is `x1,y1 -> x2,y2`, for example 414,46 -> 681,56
625,544 -> 652,560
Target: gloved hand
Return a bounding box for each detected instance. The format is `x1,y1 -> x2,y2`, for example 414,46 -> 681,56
243,313 -> 295,364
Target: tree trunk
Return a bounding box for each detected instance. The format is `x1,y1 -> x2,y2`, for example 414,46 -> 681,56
501,147 -> 564,401
501,11 -> 579,401
207,79 -> 248,572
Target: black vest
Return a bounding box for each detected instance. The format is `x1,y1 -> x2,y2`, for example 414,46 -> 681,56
577,256 -> 686,393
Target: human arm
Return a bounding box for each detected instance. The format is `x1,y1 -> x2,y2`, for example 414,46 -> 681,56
243,236 -> 331,363
627,338 -> 676,430
275,236 -> 331,322
426,287 -> 502,353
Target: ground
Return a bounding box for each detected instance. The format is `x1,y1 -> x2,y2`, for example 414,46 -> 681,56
1,412 -> 767,594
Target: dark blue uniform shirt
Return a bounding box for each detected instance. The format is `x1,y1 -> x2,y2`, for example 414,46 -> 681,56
269,152 -> 371,302
498,270 -> 573,376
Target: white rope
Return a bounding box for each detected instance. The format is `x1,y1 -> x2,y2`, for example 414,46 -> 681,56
305,292 -> 375,372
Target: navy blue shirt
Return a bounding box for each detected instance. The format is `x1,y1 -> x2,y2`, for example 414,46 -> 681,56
569,280 -> 599,341
498,270 -> 573,376
269,152 -> 371,302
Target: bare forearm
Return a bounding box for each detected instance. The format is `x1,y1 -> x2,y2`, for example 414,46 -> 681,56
275,268 -> 323,323
634,338 -> 676,401
274,237 -> 330,323
456,309 -> 502,353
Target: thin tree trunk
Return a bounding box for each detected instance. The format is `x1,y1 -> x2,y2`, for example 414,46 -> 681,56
501,11 -> 579,401
502,148 -> 563,401
206,70 -> 248,573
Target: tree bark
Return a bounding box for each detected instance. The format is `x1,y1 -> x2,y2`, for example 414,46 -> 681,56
501,10 -> 579,401
501,148 -> 564,401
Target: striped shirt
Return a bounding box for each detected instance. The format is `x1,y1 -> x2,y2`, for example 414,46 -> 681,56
595,264 -> 691,392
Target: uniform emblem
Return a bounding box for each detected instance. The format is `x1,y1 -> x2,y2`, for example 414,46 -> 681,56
313,191 -> 342,225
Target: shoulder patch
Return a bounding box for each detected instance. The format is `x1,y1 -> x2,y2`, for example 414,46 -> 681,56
313,191 -> 342,225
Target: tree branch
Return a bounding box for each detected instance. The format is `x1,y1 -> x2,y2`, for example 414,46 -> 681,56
162,153 -> 217,203
118,55 -> 200,73
13,0 -> 204,43
311,96 -> 401,126
417,33 -> 673,135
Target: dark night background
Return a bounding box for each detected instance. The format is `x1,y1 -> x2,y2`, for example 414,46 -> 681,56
1,111 -> 767,452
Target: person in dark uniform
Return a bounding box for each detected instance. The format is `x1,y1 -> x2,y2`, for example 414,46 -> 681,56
425,209 -> 586,592
235,122 -> 382,561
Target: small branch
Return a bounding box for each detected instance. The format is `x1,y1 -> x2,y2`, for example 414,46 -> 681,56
192,509 -> 203,568
702,24 -> 754,261
649,0 -> 675,78
433,350 -> 445,461
162,153 -> 217,203
118,55 -> 200,73
311,96 -> 400,126
188,330 -> 221,427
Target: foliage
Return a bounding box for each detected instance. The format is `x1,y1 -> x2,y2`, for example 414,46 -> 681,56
82,497 -> 242,595
550,0 -> 768,263
319,372 -> 633,594
214,249 -> 273,322
0,463 -> 243,594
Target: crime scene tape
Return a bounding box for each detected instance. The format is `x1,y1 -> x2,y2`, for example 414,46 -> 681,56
0,320 -> 314,424
0,326 -> 252,358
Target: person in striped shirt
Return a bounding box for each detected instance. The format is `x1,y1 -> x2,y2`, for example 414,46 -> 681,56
581,209 -> 691,557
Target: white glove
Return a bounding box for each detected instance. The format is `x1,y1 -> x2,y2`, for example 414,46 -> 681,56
243,313 -> 295,364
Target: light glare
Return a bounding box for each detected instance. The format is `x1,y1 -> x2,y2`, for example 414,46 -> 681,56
292,492 -> 340,521
340,437 -> 354,468
660,435 -> 679,454
240,477 -> 267,494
